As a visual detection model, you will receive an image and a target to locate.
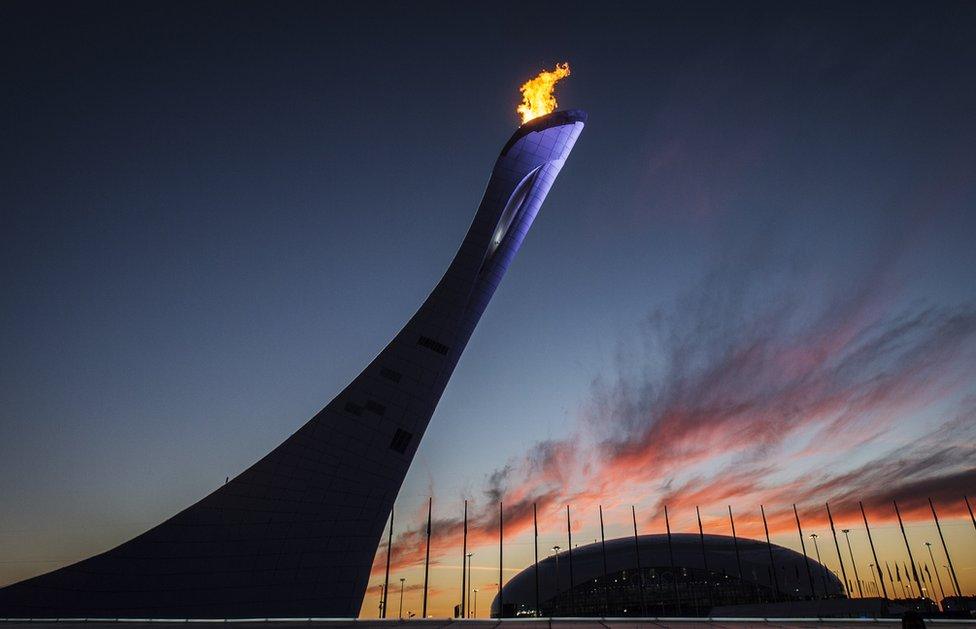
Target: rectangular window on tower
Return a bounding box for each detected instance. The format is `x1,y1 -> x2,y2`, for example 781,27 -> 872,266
389,428 -> 413,454
417,335 -> 449,355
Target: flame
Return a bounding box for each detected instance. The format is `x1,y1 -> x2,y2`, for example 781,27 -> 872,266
516,62 -> 571,124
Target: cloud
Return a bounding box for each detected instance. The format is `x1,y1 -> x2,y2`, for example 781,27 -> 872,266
372,228 -> 976,576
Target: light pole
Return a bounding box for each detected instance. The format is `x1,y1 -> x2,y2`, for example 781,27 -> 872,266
810,534 -> 829,596
399,578 -> 406,619
841,529 -> 863,597
552,545 -> 561,613
473,589 -> 479,618
467,553 -> 474,617
925,542 -> 947,604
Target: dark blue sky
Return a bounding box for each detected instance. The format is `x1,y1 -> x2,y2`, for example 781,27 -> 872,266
2,1 -> 975,602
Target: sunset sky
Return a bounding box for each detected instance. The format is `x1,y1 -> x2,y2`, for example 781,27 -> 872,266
1,0 -> 974,618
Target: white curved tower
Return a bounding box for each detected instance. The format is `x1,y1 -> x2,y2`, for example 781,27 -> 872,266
0,110 -> 586,618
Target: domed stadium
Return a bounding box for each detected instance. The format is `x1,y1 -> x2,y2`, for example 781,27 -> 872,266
491,533 -> 845,617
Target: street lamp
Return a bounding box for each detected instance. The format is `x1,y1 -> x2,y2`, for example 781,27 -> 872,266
924,542 -> 947,605
841,529 -> 863,598
809,534 -> 830,596
943,565 -> 955,596
467,553 -> 474,617
473,588 -> 479,618
552,545 -> 561,613
398,578 -> 406,619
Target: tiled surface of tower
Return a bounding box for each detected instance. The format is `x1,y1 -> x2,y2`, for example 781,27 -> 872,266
0,111 -> 586,618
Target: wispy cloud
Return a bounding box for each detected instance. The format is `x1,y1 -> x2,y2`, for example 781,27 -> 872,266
373,228 -> 976,576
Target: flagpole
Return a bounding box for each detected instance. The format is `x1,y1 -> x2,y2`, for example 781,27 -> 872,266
893,500 -> 925,598
696,506 -> 713,611
860,501 -> 888,599
382,505 -> 393,618
760,505 -> 781,600
566,504 -> 576,615
728,506 -> 743,580
664,504 -> 680,615
498,501 -> 504,617
886,561 -> 899,599
599,505 -> 609,615
825,503 -> 851,598
696,506 -> 709,573
929,498 -> 962,596
422,497 -> 432,618
533,503 -> 540,617
460,499 -> 467,618
631,505 -> 646,616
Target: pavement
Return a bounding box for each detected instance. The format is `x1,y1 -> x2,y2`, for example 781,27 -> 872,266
1,619 -> 975,629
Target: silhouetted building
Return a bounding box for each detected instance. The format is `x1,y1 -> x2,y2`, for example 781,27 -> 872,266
492,533 -> 844,618
0,110 -> 586,618
942,596 -> 976,618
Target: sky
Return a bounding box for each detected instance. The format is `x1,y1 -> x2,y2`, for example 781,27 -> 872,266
1,0 -> 975,618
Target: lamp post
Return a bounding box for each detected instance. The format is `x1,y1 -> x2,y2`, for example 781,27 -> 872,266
810,534 -> 829,596
552,545 -> 561,614
473,589 -> 479,618
925,542 -> 947,605
841,529 -> 863,597
399,578 -> 406,619
467,553 -> 474,617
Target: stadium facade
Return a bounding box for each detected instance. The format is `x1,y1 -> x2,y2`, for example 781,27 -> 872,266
491,533 -> 845,618
0,111 -> 586,618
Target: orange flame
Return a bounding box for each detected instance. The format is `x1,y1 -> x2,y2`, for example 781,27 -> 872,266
516,62 -> 571,124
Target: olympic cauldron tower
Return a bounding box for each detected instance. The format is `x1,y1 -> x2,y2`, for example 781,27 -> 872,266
0,109 -> 586,618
